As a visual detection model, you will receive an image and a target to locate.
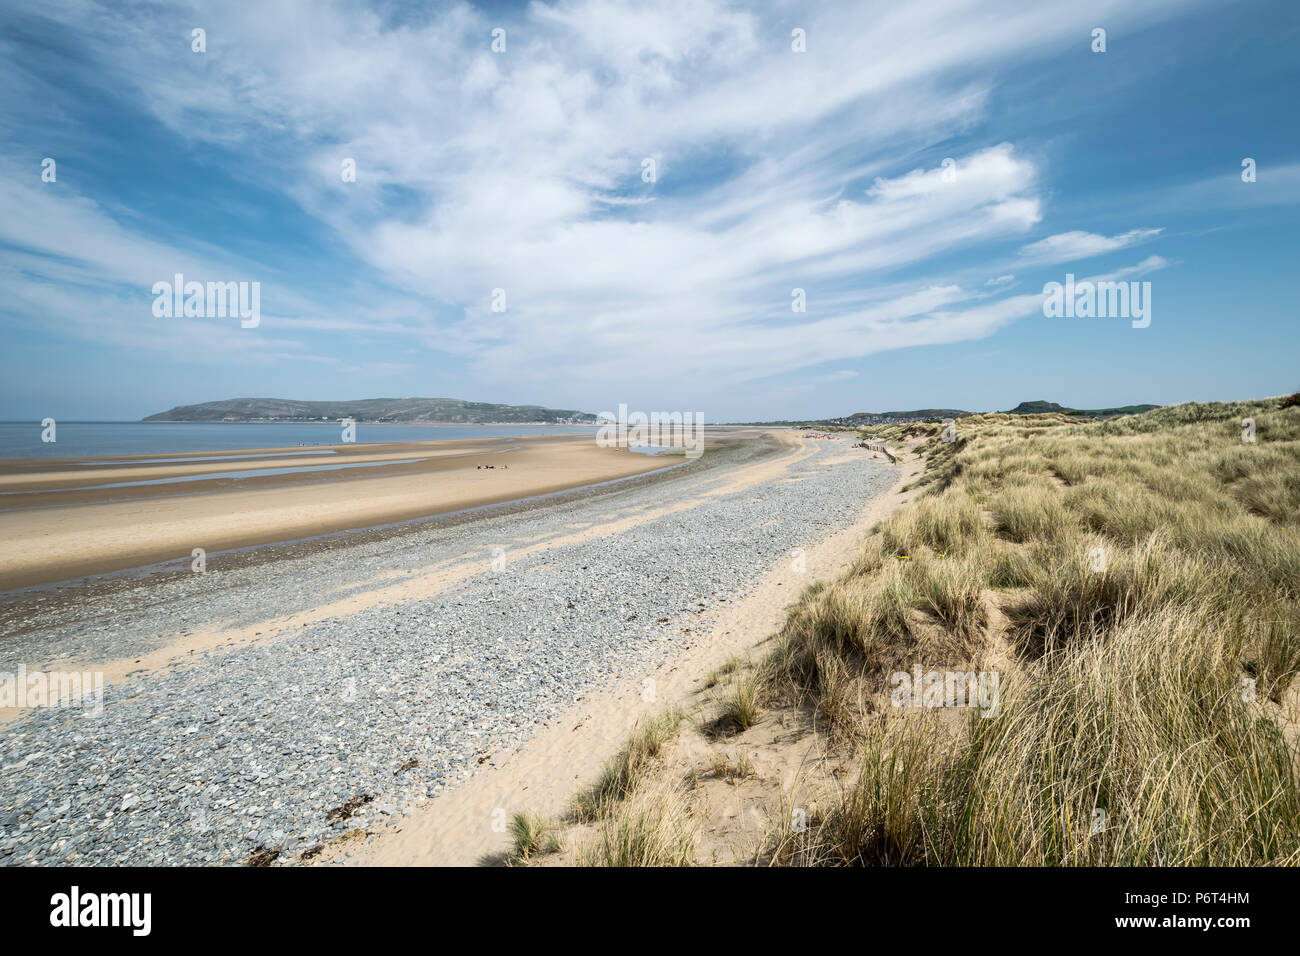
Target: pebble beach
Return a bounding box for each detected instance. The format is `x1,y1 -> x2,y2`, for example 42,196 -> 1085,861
0,433 -> 894,865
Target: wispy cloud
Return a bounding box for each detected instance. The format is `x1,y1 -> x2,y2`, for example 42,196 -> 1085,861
0,0 -> 1217,413
1018,228 -> 1164,265
1088,254 -> 1171,283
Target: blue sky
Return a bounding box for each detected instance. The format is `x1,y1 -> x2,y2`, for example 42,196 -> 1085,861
1,0 -> 1297,422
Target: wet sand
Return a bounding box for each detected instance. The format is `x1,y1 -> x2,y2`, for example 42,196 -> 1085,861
0,434 -> 680,590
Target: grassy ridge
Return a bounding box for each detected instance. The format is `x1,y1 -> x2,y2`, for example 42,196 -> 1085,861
764,395 -> 1300,865
1003,400 -> 1161,417
142,396 -> 594,423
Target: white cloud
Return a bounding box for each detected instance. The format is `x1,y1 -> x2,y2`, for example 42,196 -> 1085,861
1,0 -> 1206,405
1018,228 -> 1164,265
1087,255 -> 1171,283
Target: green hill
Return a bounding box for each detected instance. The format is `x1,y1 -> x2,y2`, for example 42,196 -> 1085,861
1004,400 -> 1161,418
142,397 -> 595,424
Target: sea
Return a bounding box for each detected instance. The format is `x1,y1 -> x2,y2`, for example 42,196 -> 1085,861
0,421 -> 592,460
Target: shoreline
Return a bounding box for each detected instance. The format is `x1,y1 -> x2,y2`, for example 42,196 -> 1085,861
0,446 -> 722,610
0,433 -> 692,591
0,435 -> 784,727
0,431 -> 898,866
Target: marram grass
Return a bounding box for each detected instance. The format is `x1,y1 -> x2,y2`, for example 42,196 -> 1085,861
766,396 -> 1300,866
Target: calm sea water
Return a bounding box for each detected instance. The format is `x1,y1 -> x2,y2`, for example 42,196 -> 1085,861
0,421 -> 591,460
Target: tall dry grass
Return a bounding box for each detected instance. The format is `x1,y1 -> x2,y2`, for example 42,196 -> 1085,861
571,708 -> 685,821
767,395 -> 1300,866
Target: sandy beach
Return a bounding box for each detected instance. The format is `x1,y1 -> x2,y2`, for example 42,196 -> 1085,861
0,433 -> 680,590
0,429 -> 898,864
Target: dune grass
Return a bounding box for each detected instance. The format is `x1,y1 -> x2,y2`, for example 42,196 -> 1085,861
708,669 -> 764,736
524,396 -> 1300,867
765,396 -> 1300,866
571,707 -> 686,822
577,790 -> 698,867
506,811 -> 562,864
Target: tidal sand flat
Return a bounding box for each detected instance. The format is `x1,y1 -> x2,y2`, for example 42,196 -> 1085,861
0,431 -> 894,865
0,433 -> 678,590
